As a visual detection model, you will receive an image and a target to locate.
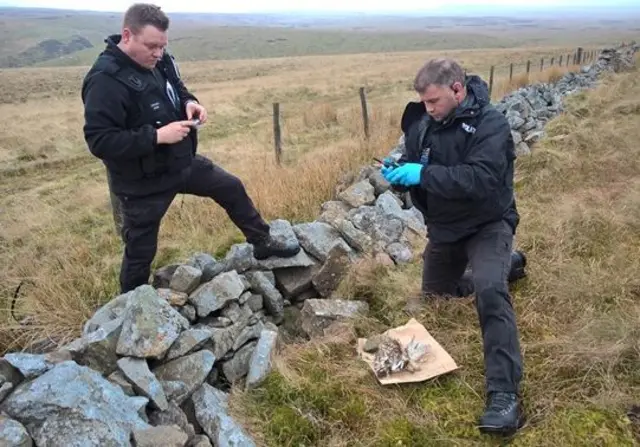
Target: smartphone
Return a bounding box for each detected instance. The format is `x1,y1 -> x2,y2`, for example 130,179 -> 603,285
190,118 -> 202,129
373,157 -> 399,169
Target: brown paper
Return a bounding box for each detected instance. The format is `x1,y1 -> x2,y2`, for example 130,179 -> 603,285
357,318 -> 459,385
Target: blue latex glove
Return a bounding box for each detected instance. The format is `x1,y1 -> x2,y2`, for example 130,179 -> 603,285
383,163 -> 424,186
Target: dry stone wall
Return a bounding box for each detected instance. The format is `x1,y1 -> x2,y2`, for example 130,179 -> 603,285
0,42 -> 636,447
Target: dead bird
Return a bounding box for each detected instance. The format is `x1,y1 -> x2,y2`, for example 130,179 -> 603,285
371,335 -> 430,378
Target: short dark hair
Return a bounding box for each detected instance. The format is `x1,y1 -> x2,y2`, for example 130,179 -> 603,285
413,58 -> 466,93
123,3 -> 170,34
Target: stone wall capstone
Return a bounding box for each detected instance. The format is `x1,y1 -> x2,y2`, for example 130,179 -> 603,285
0,41 -> 637,447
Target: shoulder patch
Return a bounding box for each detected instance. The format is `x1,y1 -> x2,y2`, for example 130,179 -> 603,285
461,122 -> 476,134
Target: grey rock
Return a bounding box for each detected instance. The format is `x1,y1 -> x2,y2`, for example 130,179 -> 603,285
132,425 -> 189,447
170,265 -> 203,294
153,264 -> 180,289
223,243 -> 256,273
524,130 -> 545,144
189,434 -> 213,447
233,321 -> 266,352
300,299 -> 370,338
265,219 -> 301,254
179,304 -> 197,323
333,218 -> 374,253
0,361 -> 150,447
338,179 -> 376,208
165,328 -> 213,360
254,248 -> 316,270
82,289 -> 135,335
148,401 -> 195,440
273,265 -> 319,298
116,285 -> 189,359
516,142 -> 531,156
221,341 -> 257,383
189,270 -> 246,318
65,316 -> 122,375
0,381 -> 14,402
220,301 -> 253,324
245,271 -> 284,323
192,383 -> 257,447
2,353 -> 55,380
311,243 -> 352,297
386,242 -> 414,264
107,370 -> 135,396
207,320 -> 250,361
187,252 -> 224,282
317,200 -> 351,227
293,221 -> 352,262
246,294 -> 263,312
246,329 -> 279,390
0,414 -> 32,447
0,360 -> 22,387
368,169 -> 391,196
117,357 -> 168,411
153,351 -> 216,406
511,130 -> 523,145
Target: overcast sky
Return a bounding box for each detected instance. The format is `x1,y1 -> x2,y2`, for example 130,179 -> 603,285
2,0 -> 628,13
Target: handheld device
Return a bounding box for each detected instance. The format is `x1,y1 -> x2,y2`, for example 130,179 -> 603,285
190,118 -> 202,129
373,157 -> 400,169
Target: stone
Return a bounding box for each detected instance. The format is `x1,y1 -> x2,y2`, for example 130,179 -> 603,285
189,434 -> 213,447
107,370 -> 135,396
1,353 -> 60,380
132,425 -> 189,447
233,321 -> 266,352
192,384 -> 257,447
300,299 -> 370,338
117,357 -> 168,411
333,218 -> 374,253
65,316 -> 123,375
0,382 -> 14,402
368,169 -> 391,196
189,270 -> 246,318
0,414 -> 32,447
170,265 -> 203,294
153,264 -> 180,289
265,219 -> 301,255
221,341 -> 257,383
273,265 -> 319,298
293,221 -> 353,263
187,252 -> 224,283
312,242 -> 352,297
245,271 -> 284,323
246,329 -> 279,390
0,361 -> 150,446
386,242 -> 414,264
317,200 -> 351,227
179,304 -> 197,323
148,401 -> 195,440
516,141 -> 531,156
152,350 -> 216,406
223,243 -> 256,273
158,288 -> 189,306
255,248 -> 316,270
338,179 -> 376,208
220,301 -> 253,324
206,320 -> 250,361
165,328 -> 214,362
116,285 -> 189,360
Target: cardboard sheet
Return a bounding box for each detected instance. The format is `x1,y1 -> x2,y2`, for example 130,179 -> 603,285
357,318 -> 459,385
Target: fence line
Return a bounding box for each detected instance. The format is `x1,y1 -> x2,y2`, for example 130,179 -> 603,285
271,46 -> 600,165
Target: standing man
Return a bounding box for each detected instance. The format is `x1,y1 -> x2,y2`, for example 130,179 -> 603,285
381,58 -> 526,435
81,3 -> 299,294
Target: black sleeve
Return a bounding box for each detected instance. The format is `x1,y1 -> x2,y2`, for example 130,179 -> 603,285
419,109 -> 511,201
82,72 -> 157,160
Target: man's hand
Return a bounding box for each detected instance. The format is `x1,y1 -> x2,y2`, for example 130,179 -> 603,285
383,163 -> 424,186
186,101 -> 208,123
156,121 -> 193,145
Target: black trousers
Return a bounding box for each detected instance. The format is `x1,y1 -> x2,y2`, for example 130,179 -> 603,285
422,220 -> 523,394
117,155 -> 270,293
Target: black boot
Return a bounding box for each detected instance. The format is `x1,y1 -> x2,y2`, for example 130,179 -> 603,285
252,235 -> 301,260
477,392 -> 525,436
508,250 -> 527,283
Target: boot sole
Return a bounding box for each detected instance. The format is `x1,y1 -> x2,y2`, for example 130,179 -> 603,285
253,246 -> 301,260
477,415 -> 526,437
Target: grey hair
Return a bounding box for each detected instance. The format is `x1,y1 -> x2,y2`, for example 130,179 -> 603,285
413,58 -> 466,93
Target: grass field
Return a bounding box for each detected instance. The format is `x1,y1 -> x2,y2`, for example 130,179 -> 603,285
228,57 -> 640,446
0,22 -> 638,443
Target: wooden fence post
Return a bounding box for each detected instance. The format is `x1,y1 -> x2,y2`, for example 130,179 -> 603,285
509,63 -> 513,81
359,87 -> 370,141
488,65 -> 494,97
550,57 -> 554,66
526,60 -> 531,74
540,58 -> 544,71
273,102 -> 282,165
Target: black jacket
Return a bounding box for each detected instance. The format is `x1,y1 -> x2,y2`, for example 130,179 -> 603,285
399,75 -> 519,243
81,34 -> 199,197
